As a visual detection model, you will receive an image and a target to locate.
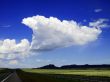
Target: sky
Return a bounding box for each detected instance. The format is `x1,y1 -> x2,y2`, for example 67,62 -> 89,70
0,0 -> 110,68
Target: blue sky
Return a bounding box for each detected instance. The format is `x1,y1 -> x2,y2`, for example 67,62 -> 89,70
0,0 -> 110,68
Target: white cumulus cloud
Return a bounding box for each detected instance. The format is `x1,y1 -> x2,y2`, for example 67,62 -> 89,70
22,15 -> 108,51
0,39 -> 30,59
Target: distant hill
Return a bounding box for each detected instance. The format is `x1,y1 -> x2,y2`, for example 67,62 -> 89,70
37,64 -> 110,69
38,64 -> 59,69
60,64 -> 110,69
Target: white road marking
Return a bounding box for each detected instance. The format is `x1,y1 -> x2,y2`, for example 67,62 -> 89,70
1,73 -> 13,82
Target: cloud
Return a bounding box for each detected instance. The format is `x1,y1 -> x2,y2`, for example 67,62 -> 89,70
0,25 -> 11,28
83,19 -> 87,22
0,39 -> 30,60
36,59 -> 51,62
0,15 -> 109,67
94,9 -> 102,13
22,15 -> 108,51
89,19 -> 109,28
9,60 -> 18,65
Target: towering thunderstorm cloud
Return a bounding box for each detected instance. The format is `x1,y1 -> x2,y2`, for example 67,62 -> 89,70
0,15 -> 108,62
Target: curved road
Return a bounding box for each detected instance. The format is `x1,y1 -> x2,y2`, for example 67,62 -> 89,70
0,72 -> 22,82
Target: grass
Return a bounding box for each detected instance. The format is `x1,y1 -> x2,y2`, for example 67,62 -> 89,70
17,69 -> 110,82
0,68 -> 11,73
22,69 -> 110,77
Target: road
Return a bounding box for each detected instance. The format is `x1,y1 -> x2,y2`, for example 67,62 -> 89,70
0,71 -> 22,82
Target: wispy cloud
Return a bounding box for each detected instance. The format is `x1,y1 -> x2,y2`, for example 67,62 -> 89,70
94,9 -> 102,13
36,59 -> 51,62
9,60 -> 18,65
0,25 -> 11,28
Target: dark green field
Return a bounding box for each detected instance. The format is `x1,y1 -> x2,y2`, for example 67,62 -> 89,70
0,69 -> 11,73
16,69 -> 110,82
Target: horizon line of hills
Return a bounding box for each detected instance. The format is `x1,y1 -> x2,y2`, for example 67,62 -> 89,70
35,64 -> 110,69
1,64 -> 110,69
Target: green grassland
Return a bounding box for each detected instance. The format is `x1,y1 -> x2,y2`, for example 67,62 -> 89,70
22,69 -> 110,77
17,69 -> 110,82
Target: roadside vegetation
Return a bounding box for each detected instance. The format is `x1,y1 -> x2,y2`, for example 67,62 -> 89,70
0,69 -> 11,73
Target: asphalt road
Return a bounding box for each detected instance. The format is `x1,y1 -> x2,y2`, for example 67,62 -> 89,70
0,72 -> 11,82
0,72 -> 22,82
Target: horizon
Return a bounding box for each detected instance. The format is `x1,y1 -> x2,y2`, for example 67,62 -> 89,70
1,64 -> 110,69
